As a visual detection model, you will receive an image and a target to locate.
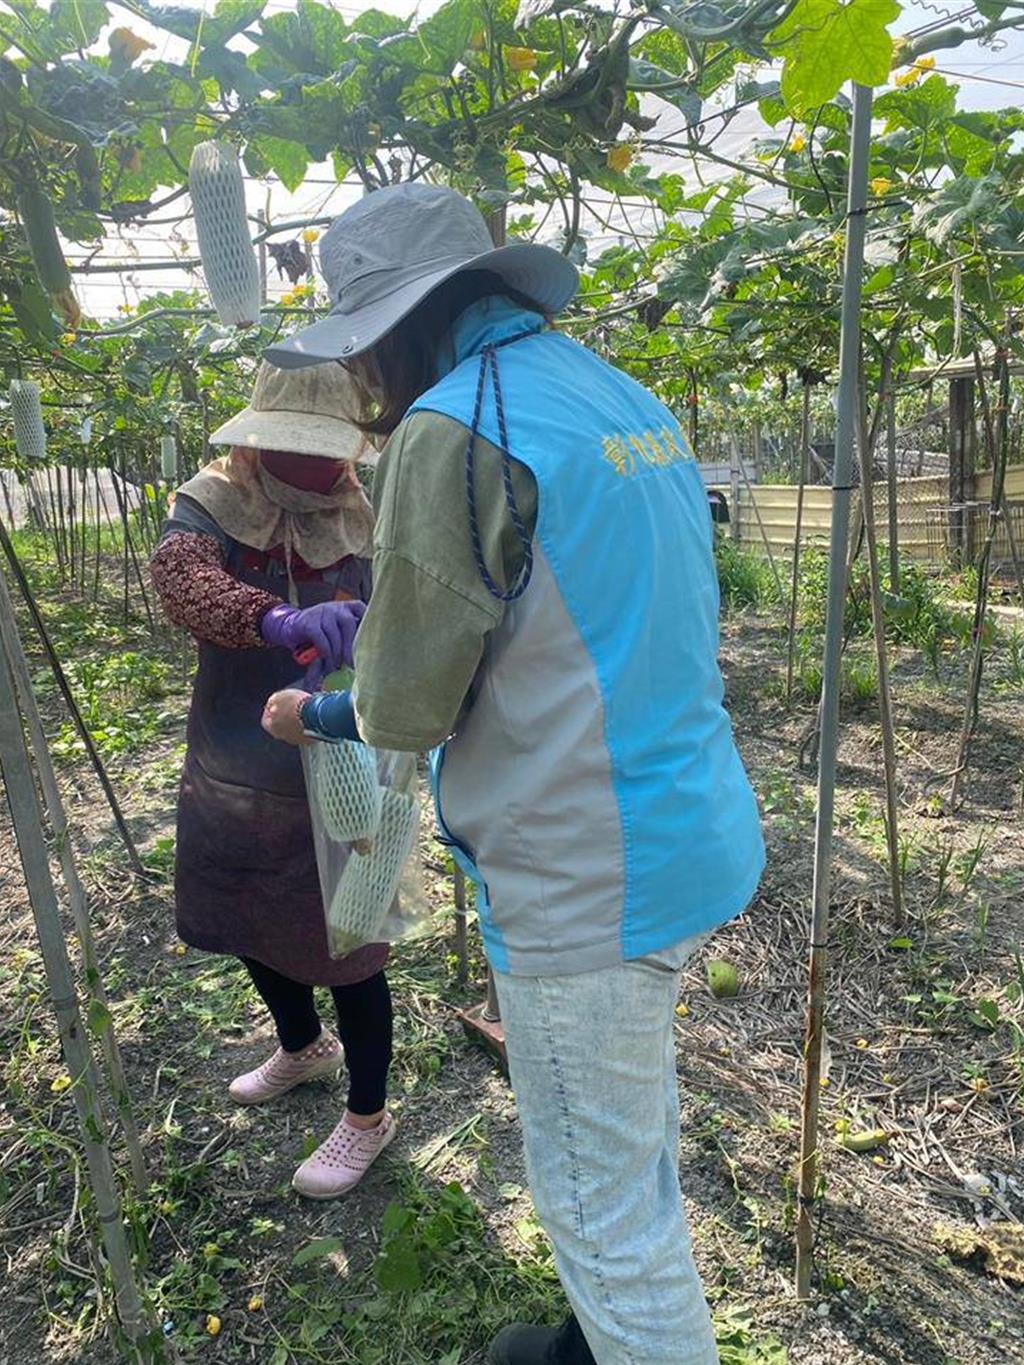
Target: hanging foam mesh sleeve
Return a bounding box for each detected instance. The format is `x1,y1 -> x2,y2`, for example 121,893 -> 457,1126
160,435 -> 178,480
312,740 -> 383,844
9,380 -> 46,462
189,142 -> 261,328
325,788 -> 419,956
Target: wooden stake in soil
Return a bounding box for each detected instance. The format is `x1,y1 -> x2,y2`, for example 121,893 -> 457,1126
0,641 -> 163,1362
856,377 -> 904,927
0,562 -> 149,1193
947,348 -> 1013,810
731,436 -> 785,602
795,81 -> 874,1301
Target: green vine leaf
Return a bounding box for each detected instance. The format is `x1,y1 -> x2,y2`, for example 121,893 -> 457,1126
51,0 -> 110,52
769,0 -> 900,114
911,174 -> 1003,246
250,134 -> 309,191
628,59 -> 702,125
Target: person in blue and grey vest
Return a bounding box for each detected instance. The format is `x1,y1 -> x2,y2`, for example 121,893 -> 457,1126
261,184 -> 765,1365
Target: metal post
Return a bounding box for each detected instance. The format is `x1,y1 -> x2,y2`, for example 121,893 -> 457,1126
729,441 -> 741,542
256,208 -> 268,306
786,383 -> 812,703
452,864 -> 468,986
456,204 -> 509,1070
484,969 -> 501,1022
795,82 -> 874,1301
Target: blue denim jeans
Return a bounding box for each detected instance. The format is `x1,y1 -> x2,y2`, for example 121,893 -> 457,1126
494,937 -> 718,1365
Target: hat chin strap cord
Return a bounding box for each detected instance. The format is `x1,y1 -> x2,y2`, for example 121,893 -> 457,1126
464,333 -> 536,603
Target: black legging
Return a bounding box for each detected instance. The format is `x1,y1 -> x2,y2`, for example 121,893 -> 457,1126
241,958 -> 392,1117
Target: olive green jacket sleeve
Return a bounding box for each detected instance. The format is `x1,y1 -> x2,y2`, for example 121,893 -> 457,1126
352,410 -> 538,751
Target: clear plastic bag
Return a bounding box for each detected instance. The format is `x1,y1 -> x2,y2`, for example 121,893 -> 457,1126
302,739 -> 428,958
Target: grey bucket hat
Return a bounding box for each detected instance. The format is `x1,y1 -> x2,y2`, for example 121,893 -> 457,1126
264,184 -> 579,370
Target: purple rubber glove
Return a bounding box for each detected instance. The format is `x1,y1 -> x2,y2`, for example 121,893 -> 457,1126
260,601 -> 367,672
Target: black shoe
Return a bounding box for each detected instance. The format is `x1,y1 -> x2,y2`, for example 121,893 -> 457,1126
488,1314 -> 596,1365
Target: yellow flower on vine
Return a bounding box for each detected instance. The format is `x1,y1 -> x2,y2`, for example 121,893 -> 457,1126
302,228 -> 320,244
606,143 -> 635,173
894,57 -> 934,89
505,46 -> 538,73
108,27 -> 153,64
789,134 -> 807,154
870,177 -> 893,196
280,292 -> 296,307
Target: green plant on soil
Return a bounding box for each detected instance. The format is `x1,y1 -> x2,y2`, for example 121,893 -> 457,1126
716,538 -> 784,613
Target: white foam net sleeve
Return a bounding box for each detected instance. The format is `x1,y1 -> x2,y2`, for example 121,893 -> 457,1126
311,740 -> 383,844
10,380 -> 46,462
160,435 -> 178,480
189,141 -> 261,328
325,788 -> 419,957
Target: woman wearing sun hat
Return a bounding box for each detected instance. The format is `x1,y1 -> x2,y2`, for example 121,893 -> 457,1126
150,360 -> 396,1200
261,184 -> 764,1363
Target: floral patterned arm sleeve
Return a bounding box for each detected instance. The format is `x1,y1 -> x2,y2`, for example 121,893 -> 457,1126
150,531 -> 281,649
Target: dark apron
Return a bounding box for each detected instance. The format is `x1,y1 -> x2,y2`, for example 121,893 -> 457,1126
175,540 -> 388,987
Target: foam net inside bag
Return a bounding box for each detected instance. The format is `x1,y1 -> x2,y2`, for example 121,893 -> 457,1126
312,740 -> 383,845
302,741 -> 428,958
325,788 -> 419,956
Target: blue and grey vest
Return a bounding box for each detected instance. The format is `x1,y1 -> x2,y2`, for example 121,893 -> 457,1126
416,299 -> 764,976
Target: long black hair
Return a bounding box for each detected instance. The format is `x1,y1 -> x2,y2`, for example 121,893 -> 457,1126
344,269 -> 544,438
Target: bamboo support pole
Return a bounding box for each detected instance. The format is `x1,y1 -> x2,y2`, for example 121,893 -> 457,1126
0,563 -> 149,1192
885,391 -> 900,593
795,82 -> 874,1301
0,515 -> 146,876
0,640 -> 161,1362
110,461 -> 157,633
856,380 -> 904,927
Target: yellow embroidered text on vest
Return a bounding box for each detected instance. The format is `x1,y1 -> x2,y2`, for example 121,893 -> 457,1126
601,427 -> 693,478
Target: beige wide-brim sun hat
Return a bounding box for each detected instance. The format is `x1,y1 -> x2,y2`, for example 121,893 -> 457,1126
208,358 -> 372,462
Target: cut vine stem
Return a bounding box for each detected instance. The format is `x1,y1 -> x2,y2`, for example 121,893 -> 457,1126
795,80 -> 874,1302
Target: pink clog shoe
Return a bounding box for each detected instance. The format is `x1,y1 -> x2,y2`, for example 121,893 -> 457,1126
228,1029 -> 343,1106
292,1112 -> 396,1200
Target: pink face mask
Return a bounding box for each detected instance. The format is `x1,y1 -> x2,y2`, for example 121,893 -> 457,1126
259,449 -> 349,494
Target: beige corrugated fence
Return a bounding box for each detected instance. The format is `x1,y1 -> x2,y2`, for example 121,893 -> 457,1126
718,468 -> 1024,578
